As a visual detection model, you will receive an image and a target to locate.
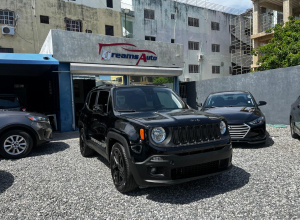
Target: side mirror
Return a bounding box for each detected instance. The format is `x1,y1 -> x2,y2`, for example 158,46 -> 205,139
197,103 -> 202,107
93,104 -> 104,113
258,101 -> 267,106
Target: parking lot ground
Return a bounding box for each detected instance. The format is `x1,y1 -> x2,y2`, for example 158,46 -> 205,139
0,127 -> 300,219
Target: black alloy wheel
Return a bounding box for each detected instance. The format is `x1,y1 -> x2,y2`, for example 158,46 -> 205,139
290,118 -> 299,139
110,143 -> 137,193
79,128 -> 94,157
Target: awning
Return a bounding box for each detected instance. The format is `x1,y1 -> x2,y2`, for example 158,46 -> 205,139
70,63 -> 183,76
0,53 -> 59,76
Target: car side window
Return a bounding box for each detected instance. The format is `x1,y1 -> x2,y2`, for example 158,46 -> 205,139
97,91 -> 110,113
88,92 -> 98,110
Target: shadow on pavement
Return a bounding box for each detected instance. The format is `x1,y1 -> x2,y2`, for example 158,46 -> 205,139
30,142 -> 70,157
127,165 -> 250,204
0,171 -> 14,194
52,131 -> 79,142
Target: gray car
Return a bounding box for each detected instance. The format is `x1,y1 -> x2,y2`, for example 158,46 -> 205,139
0,111 -> 52,159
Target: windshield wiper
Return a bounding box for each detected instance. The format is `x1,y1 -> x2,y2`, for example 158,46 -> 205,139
118,110 -> 137,112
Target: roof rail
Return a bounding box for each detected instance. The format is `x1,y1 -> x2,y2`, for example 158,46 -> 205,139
92,83 -> 116,90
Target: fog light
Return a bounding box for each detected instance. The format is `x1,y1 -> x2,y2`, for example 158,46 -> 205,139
150,167 -> 157,174
151,156 -> 164,162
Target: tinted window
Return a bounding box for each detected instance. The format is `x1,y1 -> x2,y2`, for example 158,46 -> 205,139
204,93 -> 255,108
88,92 -> 98,110
114,87 -> 187,111
0,97 -> 21,109
97,91 -> 109,113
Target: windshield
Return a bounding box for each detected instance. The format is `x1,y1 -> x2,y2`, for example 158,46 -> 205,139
114,87 -> 187,112
204,93 -> 256,108
0,96 -> 21,109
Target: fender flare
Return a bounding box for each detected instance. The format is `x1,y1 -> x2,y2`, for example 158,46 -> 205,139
106,131 -> 132,160
0,124 -> 39,144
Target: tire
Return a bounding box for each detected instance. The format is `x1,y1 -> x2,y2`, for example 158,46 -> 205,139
290,118 -> 299,139
0,130 -> 33,159
110,142 -> 138,193
79,128 -> 94,157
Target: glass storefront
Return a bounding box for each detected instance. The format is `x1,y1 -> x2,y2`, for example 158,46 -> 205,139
129,76 -> 174,89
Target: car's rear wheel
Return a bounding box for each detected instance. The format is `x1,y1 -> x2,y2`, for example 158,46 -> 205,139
79,128 -> 94,157
290,118 -> 299,139
0,130 -> 33,159
110,142 -> 138,193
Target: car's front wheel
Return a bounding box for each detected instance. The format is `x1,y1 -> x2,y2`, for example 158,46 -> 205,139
110,142 -> 138,193
0,130 -> 33,159
290,118 -> 299,139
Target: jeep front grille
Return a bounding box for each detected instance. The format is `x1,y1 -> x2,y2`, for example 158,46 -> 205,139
172,124 -> 221,146
228,124 -> 250,139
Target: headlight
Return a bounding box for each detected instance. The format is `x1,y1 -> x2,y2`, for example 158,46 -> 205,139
151,127 -> 166,143
220,121 -> 226,135
28,116 -> 50,123
248,117 -> 265,125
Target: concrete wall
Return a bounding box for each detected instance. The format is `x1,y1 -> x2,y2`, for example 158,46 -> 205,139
196,66 -> 300,125
60,0 -> 121,11
0,0 -> 122,53
130,0 -> 235,81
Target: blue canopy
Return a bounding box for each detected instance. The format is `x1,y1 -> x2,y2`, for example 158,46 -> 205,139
0,53 -> 58,65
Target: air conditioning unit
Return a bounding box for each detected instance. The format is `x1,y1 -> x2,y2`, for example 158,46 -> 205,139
199,55 -> 204,60
2,26 -> 15,35
185,77 -> 190,82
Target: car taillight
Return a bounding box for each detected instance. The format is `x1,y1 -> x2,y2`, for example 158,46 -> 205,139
22,108 -> 26,112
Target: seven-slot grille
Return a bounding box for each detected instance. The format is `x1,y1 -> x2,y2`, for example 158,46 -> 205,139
172,124 -> 221,145
228,124 -> 250,139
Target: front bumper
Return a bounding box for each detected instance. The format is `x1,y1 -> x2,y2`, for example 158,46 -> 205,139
31,122 -> 53,145
129,143 -> 232,187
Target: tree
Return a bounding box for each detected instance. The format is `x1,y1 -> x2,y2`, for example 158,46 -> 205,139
153,77 -> 174,84
252,16 -> 300,71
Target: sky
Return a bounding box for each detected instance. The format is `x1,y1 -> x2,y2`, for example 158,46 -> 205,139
207,0 -> 252,11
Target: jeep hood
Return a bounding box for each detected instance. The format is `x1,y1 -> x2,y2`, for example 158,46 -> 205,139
119,109 -> 224,127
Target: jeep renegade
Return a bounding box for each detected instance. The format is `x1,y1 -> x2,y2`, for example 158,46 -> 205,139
78,84 -> 232,193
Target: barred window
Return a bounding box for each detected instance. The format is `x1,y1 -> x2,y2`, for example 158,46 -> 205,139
212,44 -> 220,52
211,22 -> 220,31
188,41 -> 199,50
144,9 -> 155,19
0,10 -> 14,26
189,65 -> 199,73
171,14 -> 175,20
0,48 -> 13,53
188,17 -> 199,27
66,19 -> 81,32
40,15 -> 49,24
212,66 -> 220,74
145,36 -> 156,41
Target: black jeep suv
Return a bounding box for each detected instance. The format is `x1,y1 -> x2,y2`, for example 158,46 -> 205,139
79,84 -> 232,193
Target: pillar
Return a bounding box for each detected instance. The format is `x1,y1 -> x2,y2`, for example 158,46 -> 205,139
252,0 -> 261,35
283,0 -> 293,23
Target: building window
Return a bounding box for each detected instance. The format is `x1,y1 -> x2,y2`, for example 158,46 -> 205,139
188,17 -> 199,27
212,44 -> 220,52
188,41 -> 199,50
229,67 -> 232,75
171,39 -> 175,43
0,48 -> 13,53
0,10 -> 14,26
211,22 -> 220,31
171,14 -> 175,20
107,0 -> 113,8
145,36 -> 156,41
212,66 -> 220,74
105,25 -> 114,36
40,15 -> 49,24
66,19 -> 81,32
85,29 -> 92,33
144,9 -> 155,20
261,7 -> 267,14
189,65 -> 199,73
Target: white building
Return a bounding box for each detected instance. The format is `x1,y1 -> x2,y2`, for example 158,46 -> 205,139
121,0 -> 245,82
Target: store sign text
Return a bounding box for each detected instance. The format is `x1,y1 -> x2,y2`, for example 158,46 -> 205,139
99,43 -> 157,66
